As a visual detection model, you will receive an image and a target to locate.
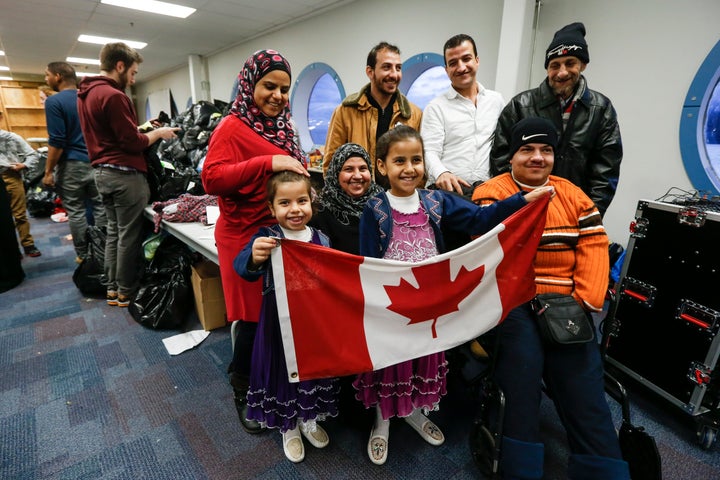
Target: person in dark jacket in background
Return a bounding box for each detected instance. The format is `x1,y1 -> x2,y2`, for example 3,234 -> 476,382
490,22 -> 622,217
77,42 -> 178,307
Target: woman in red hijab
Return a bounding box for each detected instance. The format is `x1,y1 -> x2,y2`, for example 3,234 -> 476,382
201,49 -> 308,433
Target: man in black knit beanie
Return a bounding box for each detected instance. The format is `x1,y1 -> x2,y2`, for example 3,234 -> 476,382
490,22 -> 623,218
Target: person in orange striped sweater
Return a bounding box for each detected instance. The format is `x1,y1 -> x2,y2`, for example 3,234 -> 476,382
472,117 -> 629,480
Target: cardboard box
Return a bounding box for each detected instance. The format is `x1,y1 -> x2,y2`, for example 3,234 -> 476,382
190,260 -> 227,331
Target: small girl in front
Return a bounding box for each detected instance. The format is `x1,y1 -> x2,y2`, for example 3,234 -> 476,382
234,171 -> 339,463
355,125 -> 552,465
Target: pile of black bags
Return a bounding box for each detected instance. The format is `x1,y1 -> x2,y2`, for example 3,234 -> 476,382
148,100 -> 228,202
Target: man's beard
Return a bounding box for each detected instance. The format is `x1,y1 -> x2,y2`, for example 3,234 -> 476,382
117,72 -> 128,90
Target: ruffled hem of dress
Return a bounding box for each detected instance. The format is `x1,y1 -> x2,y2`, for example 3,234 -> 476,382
246,382 -> 340,432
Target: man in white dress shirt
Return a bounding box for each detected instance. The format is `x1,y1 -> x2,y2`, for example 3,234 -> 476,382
421,33 -> 504,198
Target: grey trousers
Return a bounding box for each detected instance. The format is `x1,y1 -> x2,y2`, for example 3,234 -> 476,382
94,167 -> 149,297
56,160 -> 106,257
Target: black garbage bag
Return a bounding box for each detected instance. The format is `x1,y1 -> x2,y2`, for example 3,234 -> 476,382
182,125 -> 207,151
145,142 -> 165,202
206,113 -> 223,131
188,146 -> 208,171
214,98 -> 230,116
156,110 -> 171,125
72,226 -> 106,295
26,187 -> 59,217
159,136 -> 190,167
158,166 -> 204,201
129,236 -> 193,329
192,101 -> 222,129
23,150 -> 48,190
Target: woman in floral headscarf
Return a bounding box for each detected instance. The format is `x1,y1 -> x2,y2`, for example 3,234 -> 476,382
201,49 -> 309,435
310,143 -> 383,255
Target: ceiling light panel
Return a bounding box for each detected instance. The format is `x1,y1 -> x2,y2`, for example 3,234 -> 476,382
100,0 -> 196,19
78,35 -> 147,50
67,57 -> 101,65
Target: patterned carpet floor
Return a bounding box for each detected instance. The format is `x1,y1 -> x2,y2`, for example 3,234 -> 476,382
1,216 -> 719,479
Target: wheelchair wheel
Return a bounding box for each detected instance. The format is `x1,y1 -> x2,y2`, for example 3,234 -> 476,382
470,422 -> 498,477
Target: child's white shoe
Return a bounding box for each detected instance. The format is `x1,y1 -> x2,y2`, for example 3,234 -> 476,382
299,421 -> 329,448
404,410 -> 445,446
282,427 -> 305,463
367,425 -> 389,465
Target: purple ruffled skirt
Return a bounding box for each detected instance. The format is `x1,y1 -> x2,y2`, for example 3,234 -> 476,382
246,293 -> 339,432
353,353 -> 448,420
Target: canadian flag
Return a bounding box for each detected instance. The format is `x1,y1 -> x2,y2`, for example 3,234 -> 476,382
272,196 -> 548,382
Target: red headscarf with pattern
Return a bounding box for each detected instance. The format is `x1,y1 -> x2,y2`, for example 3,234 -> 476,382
230,49 -> 305,163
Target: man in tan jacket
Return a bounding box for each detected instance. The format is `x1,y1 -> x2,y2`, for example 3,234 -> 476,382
323,41 -> 422,189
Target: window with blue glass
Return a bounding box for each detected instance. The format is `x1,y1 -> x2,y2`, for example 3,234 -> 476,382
680,40 -> 720,194
308,74 -> 342,146
705,82 -> 720,164
291,63 -> 344,154
400,53 -> 450,111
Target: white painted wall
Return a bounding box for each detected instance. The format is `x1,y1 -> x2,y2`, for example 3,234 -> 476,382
135,0 -> 720,246
202,0 -> 504,104
136,65 -> 192,117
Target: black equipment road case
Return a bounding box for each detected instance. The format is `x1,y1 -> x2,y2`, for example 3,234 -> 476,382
605,199 -> 720,449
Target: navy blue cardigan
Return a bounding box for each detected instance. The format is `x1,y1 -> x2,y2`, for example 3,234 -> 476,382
358,189 -> 527,258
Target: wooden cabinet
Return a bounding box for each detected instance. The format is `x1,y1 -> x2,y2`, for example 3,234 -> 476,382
0,81 -> 48,146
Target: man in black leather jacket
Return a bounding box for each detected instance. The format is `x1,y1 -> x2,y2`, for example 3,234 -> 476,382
490,22 -> 622,217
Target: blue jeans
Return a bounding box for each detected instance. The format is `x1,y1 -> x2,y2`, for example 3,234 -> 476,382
56,160 -> 106,257
94,167 -> 149,297
494,303 -> 623,459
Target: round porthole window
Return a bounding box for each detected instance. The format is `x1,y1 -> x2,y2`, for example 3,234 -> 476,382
680,40 -> 720,194
290,63 -> 344,152
400,52 -> 450,111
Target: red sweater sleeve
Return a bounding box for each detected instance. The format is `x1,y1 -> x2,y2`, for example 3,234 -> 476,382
201,116 -> 276,196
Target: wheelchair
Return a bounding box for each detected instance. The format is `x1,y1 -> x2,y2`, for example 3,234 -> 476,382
446,332 -> 504,478
459,306 -> 661,480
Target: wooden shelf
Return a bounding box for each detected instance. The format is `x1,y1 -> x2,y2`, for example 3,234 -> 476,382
0,82 -> 47,140
4,105 -> 45,110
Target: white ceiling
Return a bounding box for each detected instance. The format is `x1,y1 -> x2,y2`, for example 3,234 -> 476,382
0,0 -> 355,82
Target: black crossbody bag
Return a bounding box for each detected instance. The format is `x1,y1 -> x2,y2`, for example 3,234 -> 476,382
531,293 -> 595,345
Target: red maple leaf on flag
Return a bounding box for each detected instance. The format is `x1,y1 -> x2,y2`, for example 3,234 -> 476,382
384,259 -> 485,338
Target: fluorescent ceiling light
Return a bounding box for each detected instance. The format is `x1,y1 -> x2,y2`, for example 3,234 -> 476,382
0,66 -> 9,71
101,0 -> 195,18
67,57 -> 101,66
77,72 -> 100,77
0,76 -> 12,81
78,34 -> 147,50
0,51 -> 4,56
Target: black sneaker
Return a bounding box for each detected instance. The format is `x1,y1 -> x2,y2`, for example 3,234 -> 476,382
24,245 -> 42,257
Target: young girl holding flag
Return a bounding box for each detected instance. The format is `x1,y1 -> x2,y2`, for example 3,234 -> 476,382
355,125 -> 552,465
234,171 -> 339,464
